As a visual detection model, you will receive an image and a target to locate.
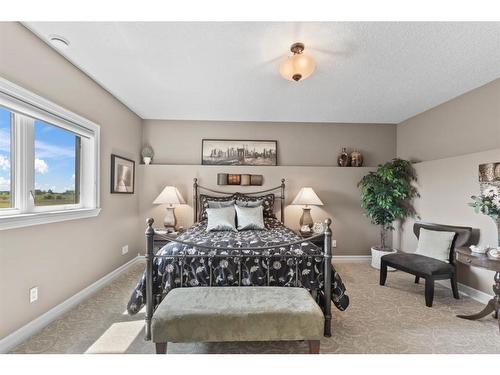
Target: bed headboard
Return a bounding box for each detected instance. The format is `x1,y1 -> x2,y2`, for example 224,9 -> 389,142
193,178 -> 286,224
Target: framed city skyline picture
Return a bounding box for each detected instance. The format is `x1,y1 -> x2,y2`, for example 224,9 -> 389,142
201,139 -> 277,166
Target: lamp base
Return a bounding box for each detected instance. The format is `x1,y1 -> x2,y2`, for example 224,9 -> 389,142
163,207 -> 177,232
299,207 -> 314,229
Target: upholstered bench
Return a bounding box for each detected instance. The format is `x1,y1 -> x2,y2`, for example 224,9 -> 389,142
379,222 -> 472,307
151,286 -> 325,354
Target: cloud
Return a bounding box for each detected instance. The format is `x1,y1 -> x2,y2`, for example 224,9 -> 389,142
35,140 -> 74,159
0,176 -> 10,191
35,158 -> 49,174
0,155 -> 9,171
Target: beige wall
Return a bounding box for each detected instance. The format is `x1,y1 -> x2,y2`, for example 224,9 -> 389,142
138,165 -> 383,256
396,79 -> 500,294
397,78 -> 500,162
0,23 -> 142,339
140,120 -> 397,256
142,120 -> 396,167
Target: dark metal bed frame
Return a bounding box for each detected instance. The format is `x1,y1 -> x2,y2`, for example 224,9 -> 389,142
144,178 -> 333,341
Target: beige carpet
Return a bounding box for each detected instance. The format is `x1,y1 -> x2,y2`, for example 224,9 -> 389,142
11,261 -> 500,354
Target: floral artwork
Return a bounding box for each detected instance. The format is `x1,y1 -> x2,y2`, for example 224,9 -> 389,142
469,185 -> 500,221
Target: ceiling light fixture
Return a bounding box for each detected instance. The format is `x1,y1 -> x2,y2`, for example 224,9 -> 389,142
279,42 -> 315,82
48,35 -> 70,49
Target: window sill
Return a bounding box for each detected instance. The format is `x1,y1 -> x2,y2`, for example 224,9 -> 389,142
0,208 -> 101,231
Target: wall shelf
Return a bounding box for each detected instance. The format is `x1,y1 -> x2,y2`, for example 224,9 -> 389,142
138,163 -> 376,169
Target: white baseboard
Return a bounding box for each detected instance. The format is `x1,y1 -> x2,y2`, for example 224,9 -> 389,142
332,255 -> 371,263
436,280 -> 491,305
0,256 -> 141,354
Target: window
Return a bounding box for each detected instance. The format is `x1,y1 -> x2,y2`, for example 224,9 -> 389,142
0,77 -> 100,230
0,107 -> 12,209
34,120 -> 80,207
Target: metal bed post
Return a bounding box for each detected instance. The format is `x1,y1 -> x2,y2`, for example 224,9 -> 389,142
323,218 -> 332,337
193,178 -> 198,223
280,178 -> 285,224
145,218 -> 155,341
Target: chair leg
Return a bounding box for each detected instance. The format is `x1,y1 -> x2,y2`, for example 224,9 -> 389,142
414,276 -> 420,284
308,340 -> 320,354
379,261 -> 388,286
425,278 -> 434,307
451,274 -> 460,299
155,342 -> 167,354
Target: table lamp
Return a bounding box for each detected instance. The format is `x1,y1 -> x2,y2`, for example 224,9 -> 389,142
291,187 -> 324,230
153,186 -> 186,231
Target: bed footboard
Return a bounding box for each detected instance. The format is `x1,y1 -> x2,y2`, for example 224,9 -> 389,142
143,217 -> 333,340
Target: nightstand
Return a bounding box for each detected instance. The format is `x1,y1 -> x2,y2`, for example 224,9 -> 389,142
153,230 -> 183,251
294,230 -> 325,248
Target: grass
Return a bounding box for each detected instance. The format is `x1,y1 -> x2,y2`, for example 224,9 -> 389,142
0,191 -> 77,208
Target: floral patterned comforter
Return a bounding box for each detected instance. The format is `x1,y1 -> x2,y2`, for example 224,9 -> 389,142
127,218 -> 349,315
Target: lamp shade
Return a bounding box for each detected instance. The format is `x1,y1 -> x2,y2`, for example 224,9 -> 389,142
279,43 -> 315,82
153,186 -> 186,205
291,187 -> 323,206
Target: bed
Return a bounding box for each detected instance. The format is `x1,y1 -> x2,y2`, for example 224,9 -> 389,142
128,178 -> 349,340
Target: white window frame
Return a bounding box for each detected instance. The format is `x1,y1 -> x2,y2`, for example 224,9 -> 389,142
0,77 -> 100,230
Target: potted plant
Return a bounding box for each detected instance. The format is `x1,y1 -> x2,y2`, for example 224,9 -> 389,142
469,185 -> 500,248
358,158 -> 419,269
141,146 -> 154,165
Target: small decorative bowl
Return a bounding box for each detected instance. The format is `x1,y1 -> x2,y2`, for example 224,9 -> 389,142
488,248 -> 500,259
469,245 -> 488,254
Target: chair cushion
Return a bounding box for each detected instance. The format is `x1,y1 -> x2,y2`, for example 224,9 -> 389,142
415,228 -> 456,262
381,252 -> 454,276
151,287 -> 324,343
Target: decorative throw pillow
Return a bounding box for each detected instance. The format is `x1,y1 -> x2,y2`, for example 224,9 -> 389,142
235,205 -> 265,230
234,193 -> 275,218
199,194 -> 236,221
235,199 -> 262,208
415,228 -> 456,262
208,199 -> 235,209
206,206 -> 237,232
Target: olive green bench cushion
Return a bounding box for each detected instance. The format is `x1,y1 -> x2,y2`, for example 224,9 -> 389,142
151,287 -> 324,343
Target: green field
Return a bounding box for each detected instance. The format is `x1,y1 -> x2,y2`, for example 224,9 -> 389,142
0,190 -> 76,208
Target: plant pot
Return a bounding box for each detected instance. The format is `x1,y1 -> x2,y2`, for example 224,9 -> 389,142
143,156 -> 152,165
371,247 -> 397,271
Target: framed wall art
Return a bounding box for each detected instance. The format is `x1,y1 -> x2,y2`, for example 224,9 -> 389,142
202,139 -> 277,166
110,154 -> 135,194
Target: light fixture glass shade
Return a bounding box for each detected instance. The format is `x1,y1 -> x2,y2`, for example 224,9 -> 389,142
292,187 -> 324,206
153,186 -> 186,205
279,51 -> 315,82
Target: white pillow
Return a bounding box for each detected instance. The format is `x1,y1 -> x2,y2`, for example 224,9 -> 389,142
206,206 -> 237,232
235,205 -> 265,230
415,228 -> 456,262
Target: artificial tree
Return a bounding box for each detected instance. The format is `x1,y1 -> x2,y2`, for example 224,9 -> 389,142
358,158 -> 419,250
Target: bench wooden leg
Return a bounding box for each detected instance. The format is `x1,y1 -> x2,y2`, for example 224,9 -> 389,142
308,340 -> 320,354
379,261 -> 388,286
425,278 -> 434,307
415,276 -> 420,284
155,342 -> 167,354
451,274 -> 460,300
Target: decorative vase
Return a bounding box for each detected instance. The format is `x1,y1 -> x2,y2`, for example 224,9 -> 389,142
337,147 -> 350,167
350,150 -> 363,167
371,247 -> 397,271
143,156 -> 152,165
496,218 -> 500,248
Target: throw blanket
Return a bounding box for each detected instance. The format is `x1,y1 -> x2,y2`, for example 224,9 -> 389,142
127,218 -> 349,315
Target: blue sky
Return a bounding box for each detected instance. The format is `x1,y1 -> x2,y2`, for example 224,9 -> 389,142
0,106 -> 77,193
0,108 -> 11,192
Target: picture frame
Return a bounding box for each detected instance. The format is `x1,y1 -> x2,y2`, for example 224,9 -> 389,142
110,154 -> 135,194
202,139 -> 277,166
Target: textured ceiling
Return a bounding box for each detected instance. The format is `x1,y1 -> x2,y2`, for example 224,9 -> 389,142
25,22 -> 500,123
